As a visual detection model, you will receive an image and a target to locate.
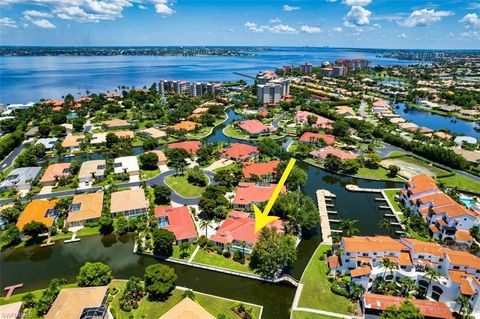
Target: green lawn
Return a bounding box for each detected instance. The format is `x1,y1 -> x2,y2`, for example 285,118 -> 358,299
223,124 -> 250,140
356,167 -> 404,181
165,174 -> 206,198
140,168 -> 160,180
192,248 -> 254,273
291,311 -> 340,319
437,174 -> 480,194
213,163 -> 240,172
171,244 -> 197,260
380,155 -> 449,178
383,189 -> 402,212
109,280 -> 261,319
298,245 -> 353,315
398,215 -> 431,242
387,151 -> 406,157
50,226 -> 101,241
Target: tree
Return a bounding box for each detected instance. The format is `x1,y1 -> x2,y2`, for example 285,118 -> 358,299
186,167 -> 208,186
115,215 -> 129,234
381,257 -> 396,279
212,205 -> 228,220
106,133 -> 120,148
425,267 -> 441,296
0,206 -> 20,223
272,191 -> 319,231
199,219 -> 212,237
0,224 -> 20,249
387,165 -> 401,178
198,185 -> 229,219
21,292 -> 36,309
70,159 -> 81,174
275,164 -> 307,191
214,166 -> 242,191
250,227 -> 297,277
398,277 -> 416,297
77,261 -> 112,287
144,264 -> 177,301
379,218 -> 393,236
22,221 -> 48,238
152,228 -> 175,257
338,219 -> 359,237
99,215 -> 114,234
139,152 -> 158,170
36,278 -> 67,315
143,138 -> 159,151
179,242 -> 191,259
324,154 -> 343,172
165,148 -> 190,173
153,185 -> 171,205
333,119 -> 350,137
456,295 -> 472,317
31,143 -> 46,159
380,301 -> 424,319
197,143 -> 220,166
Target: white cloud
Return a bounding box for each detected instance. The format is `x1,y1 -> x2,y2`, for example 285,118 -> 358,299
31,18 -> 56,28
245,21 -> 264,32
152,0 -> 174,15
344,5 -> 371,27
401,9 -> 453,27
332,26 -> 343,32
343,0 -> 371,6
326,0 -> 338,2
459,30 -> 480,39
397,33 -> 407,39
467,2 -> 480,9
460,13 -> 480,28
138,5 -> 147,9
283,4 -> 300,11
301,25 -> 321,33
270,17 -> 282,23
0,17 -> 17,28
23,10 -> 53,18
244,21 -> 297,34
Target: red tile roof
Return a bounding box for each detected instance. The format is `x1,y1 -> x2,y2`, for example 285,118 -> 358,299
351,265 -> 371,278
221,143 -> 259,160
242,161 -> 280,179
299,132 -> 335,145
238,119 -> 272,135
168,141 -> 202,155
154,206 -> 197,241
405,174 -> 439,195
295,111 -> 334,129
309,146 -> 358,161
328,255 -> 340,268
363,293 -> 454,319
233,182 -> 286,206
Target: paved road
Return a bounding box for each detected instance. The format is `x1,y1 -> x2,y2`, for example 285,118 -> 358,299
271,113 -> 286,128
0,142 -> 29,172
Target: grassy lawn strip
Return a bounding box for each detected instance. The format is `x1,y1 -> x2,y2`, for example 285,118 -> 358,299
195,292 -> 262,319
50,226 -> 101,241
171,244 -> 197,260
291,311 -> 340,319
213,163 -> 240,173
437,174 -> 480,194
355,167 -> 404,181
383,189 -> 402,212
140,168 -> 160,180
165,174 -> 206,197
399,214 -> 431,242
387,151 -> 406,157
192,248 -> 254,273
0,284 -> 78,306
223,124 -> 250,140
298,244 -> 353,315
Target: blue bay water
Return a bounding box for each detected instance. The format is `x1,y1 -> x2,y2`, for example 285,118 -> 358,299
0,47 -> 420,104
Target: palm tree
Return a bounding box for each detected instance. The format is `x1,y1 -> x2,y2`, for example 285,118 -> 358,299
425,267 -> 441,297
199,219 -> 211,237
179,241 -> 191,259
348,282 -> 365,301
239,240 -> 248,257
379,218 -> 393,236
381,257 -> 396,280
456,295 -> 471,318
397,277 -> 416,297
338,219 -> 359,237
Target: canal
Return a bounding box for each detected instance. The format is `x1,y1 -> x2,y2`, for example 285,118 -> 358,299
1,107 -> 402,318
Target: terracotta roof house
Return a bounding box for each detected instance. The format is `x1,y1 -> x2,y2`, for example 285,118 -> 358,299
221,143 -> 259,160
309,146 -> 358,161
114,156 -> 139,176
114,130 -> 134,139
159,297 -> 215,319
363,293 -> 454,319
78,160 -> 106,183
238,119 -> 275,136
140,127 -> 167,139
295,111 -> 334,129
40,163 -> 71,186
44,99 -> 63,109
172,120 -> 201,132
232,182 -> 286,210
154,206 -> 197,244
242,161 -> 280,180
110,189 -> 148,218
25,126 -> 39,138
45,286 -> 108,319
61,134 -> 84,151
0,167 -> 41,191
103,118 -> 130,129
192,107 -> 209,114
17,199 -> 59,230
168,141 -> 202,155
211,212 -> 284,254
451,147 -> 480,163
147,150 -> 168,166
372,99 -> 389,108
299,132 -> 335,145
66,192 -> 104,227
335,106 -> 356,116
90,133 -> 107,145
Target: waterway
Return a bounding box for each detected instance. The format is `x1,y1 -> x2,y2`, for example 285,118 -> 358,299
0,47 -> 425,104
1,107 -> 402,318
393,102 -> 480,140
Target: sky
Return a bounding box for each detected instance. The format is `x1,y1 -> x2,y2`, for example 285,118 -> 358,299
0,0 -> 479,49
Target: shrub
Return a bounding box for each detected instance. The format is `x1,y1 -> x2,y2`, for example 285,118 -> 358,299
197,235 -> 208,247
109,287 -> 119,295
214,246 -> 223,255
223,250 -> 231,258
62,227 -> 69,234
233,250 -> 245,263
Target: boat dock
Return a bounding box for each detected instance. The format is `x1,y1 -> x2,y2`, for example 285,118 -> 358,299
316,189 -> 336,244
346,184 -> 382,193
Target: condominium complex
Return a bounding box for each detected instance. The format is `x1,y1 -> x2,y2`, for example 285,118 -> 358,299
299,63 -> 313,74
335,58 -> 370,70
159,79 -> 221,96
400,174 -> 480,245
159,79 -> 189,94
329,235 -> 480,316
256,78 -> 290,105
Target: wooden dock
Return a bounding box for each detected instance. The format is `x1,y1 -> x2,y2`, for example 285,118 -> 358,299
316,189 -> 336,244
346,184 -> 382,193
4,284 -> 23,299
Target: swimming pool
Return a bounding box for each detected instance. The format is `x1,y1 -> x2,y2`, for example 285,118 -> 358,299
158,216 -> 170,227
460,197 -> 475,209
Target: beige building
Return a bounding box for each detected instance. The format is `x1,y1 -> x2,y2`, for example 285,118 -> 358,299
61,135 -> 84,151
45,286 -> 108,319
147,150 -> 168,166
103,118 -> 130,129
160,297 -> 215,319
66,192 -> 104,227
140,127 -> 167,139
110,189 -> 148,218
78,160 -> 106,183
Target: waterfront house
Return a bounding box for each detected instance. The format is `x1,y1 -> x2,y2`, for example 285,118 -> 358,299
232,182 -> 286,210
451,147 -> 480,164
114,156 -> 139,176
147,150 -> 168,166
140,127 -> 167,139
66,192 -> 104,227
61,134 -> 84,151
36,137 -> 58,151
40,163 -> 71,186
309,146 -> 358,161
110,189 -> 148,218
90,132 -> 107,145
168,141 -> 202,155
440,105 -> 462,113
211,210 -> 284,254
372,99 -> 389,108
221,143 -> 259,161
25,126 -> 38,138
0,167 -> 41,191
242,161 -> 280,181
154,206 -> 197,244
16,199 -> 59,231
454,136 -> 477,146
160,297 -> 215,319
238,119 -> 276,136
114,130 -> 134,139
398,122 -> 419,132
78,160 -> 106,183
299,132 -> 335,145
103,118 -> 130,129
60,123 -> 73,135
172,120 -> 201,132
295,111 -> 334,129
45,286 -> 108,319
335,106 -> 356,117
459,109 -> 480,117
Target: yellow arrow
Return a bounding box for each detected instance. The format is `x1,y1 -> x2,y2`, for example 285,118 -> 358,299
254,158 -> 296,233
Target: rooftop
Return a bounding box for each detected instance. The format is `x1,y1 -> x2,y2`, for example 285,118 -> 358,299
40,163 -> 71,183
66,192 -> 104,224
233,182 -> 285,206
154,206 -> 197,241
242,161 -> 279,179
17,199 -> 58,230
45,286 -> 108,319
110,189 -> 147,214
221,143 -> 259,160
168,141 -> 202,154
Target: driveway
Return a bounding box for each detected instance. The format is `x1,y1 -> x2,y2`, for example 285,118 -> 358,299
0,142 -> 29,171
